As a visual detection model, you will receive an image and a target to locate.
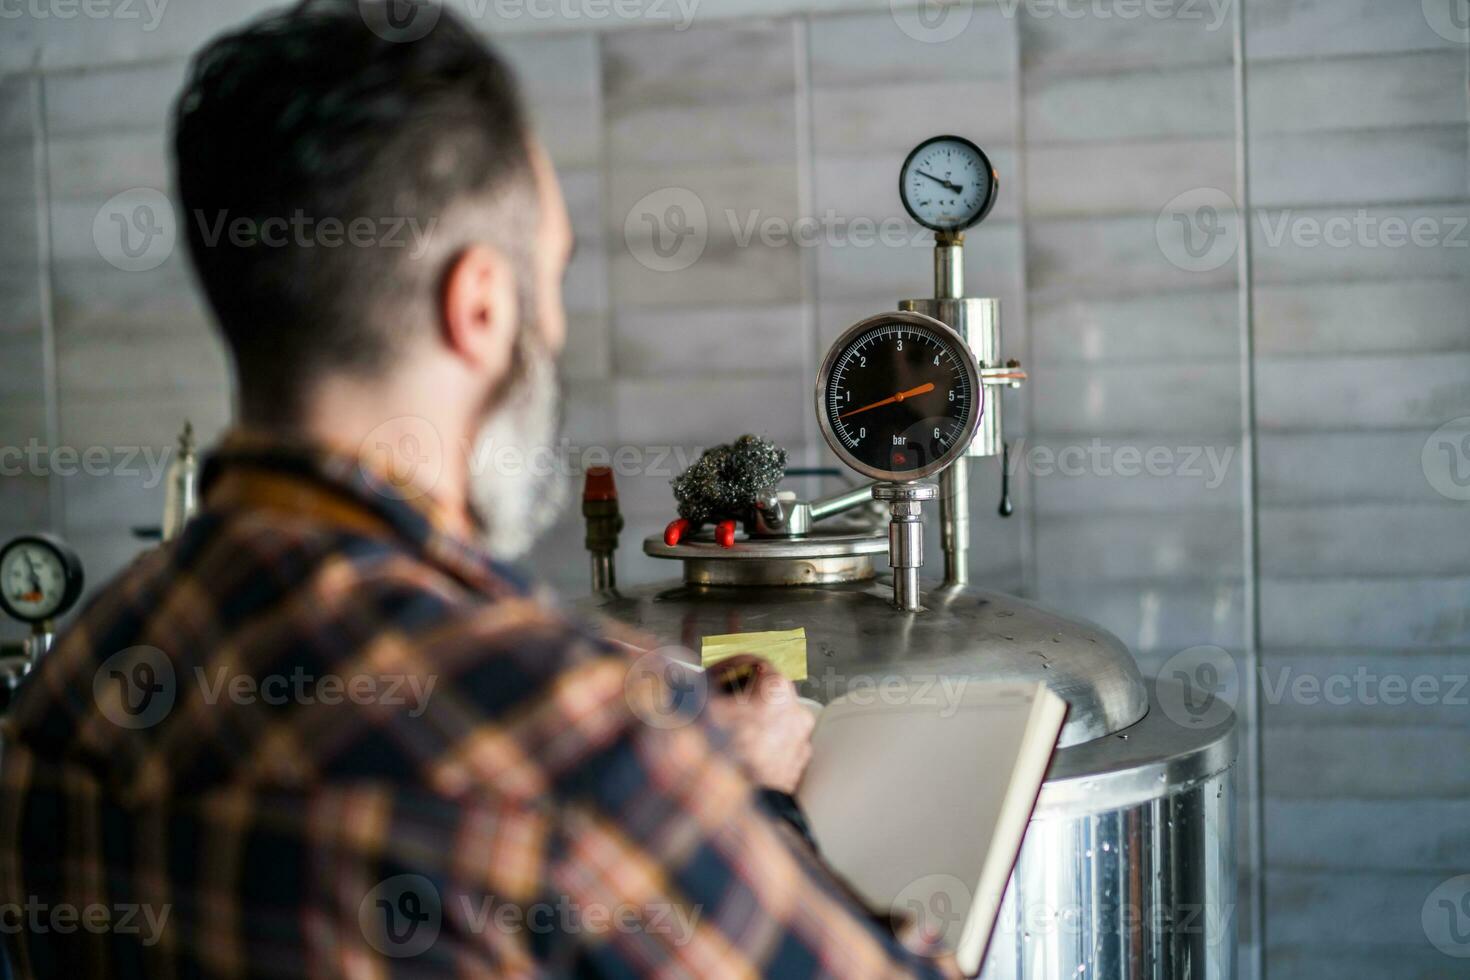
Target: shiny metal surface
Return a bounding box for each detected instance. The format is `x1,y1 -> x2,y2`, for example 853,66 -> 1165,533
987,683 -> 1236,979
939,457 -> 970,585
582,578 -> 1148,748
643,529 -> 886,586
873,482 -> 937,611
808,482 -> 878,522
934,239 -> 964,299
899,297 -> 1005,460
580,579 -> 1236,977
590,553 -> 615,592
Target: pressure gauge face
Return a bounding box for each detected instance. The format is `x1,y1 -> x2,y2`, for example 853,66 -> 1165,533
899,135 -> 998,234
0,535 -> 84,624
816,312 -> 982,482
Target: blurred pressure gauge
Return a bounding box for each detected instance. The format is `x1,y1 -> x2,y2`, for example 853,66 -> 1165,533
898,135 -> 998,234
0,534 -> 84,625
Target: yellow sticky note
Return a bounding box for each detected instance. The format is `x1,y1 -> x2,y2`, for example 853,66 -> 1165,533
701,628 -> 808,683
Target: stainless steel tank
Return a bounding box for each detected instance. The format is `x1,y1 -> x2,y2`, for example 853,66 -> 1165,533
578,527 -> 1236,979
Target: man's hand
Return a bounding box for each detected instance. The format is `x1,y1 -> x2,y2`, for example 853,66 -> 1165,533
706,654 -> 815,794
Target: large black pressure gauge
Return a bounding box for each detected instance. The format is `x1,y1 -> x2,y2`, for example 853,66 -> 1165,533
816,311 -> 982,483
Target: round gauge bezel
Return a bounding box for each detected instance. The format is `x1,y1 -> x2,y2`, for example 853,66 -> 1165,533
0,533 -> 84,624
898,135 -> 1000,234
815,311 -> 983,483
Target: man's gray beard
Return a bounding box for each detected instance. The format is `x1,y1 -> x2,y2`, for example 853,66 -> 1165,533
468,344 -> 570,560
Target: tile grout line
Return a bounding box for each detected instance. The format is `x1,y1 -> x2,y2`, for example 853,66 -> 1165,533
593,30 -> 619,453
1232,0 -> 1267,976
793,15 -> 820,472
29,57 -> 64,535
1013,10 -> 1038,601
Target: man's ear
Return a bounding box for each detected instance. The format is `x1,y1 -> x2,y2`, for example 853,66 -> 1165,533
442,244 -> 519,375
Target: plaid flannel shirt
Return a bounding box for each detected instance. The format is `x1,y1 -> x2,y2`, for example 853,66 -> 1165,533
0,433 -> 951,978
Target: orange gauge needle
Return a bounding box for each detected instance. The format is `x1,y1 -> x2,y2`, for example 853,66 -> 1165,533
839,381 -> 936,420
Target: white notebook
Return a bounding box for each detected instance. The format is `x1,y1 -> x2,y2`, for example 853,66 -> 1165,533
795,680 -> 1066,976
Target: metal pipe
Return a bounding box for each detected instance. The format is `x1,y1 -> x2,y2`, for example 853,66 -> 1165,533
808,482 -> 877,522
934,236 -> 963,299
893,567 -> 921,612
939,457 -> 969,586
582,467 -> 622,595
590,554 -> 615,592
934,233 -> 969,586
874,483 -> 936,612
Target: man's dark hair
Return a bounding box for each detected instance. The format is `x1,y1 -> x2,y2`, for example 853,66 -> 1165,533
173,0 -> 536,425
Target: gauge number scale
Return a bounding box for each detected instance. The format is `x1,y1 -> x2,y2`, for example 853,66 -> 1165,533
818,313 -> 982,482
899,135 -> 998,234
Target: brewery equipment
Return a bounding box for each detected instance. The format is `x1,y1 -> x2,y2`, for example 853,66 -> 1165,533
577,136 -> 1237,977
0,533 -> 85,704
162,421 -> 199,542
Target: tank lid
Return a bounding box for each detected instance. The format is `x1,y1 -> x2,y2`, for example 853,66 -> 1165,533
584,579 -> 1149,748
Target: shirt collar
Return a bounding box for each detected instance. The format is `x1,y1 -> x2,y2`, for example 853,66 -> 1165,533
199,429 -> 530,598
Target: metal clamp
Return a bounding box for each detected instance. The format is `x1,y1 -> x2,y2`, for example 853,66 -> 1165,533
872,482 -> 938,611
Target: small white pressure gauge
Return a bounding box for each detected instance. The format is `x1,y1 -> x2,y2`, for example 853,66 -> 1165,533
0,535 -> 84,625
898,135 -> 998,234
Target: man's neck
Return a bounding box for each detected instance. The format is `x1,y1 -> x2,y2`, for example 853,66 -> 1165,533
266,375 -> 479,534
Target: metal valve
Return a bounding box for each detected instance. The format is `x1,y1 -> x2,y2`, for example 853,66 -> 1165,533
872,482 -> 938,612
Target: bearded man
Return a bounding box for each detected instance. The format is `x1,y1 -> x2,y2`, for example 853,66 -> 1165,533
0,3 -> 953,977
